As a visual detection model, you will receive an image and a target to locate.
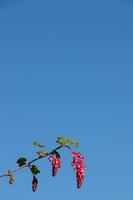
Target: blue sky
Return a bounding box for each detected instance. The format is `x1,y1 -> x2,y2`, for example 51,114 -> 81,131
0,0 -> 133,199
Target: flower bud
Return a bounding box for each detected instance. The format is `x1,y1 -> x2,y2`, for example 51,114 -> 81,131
32,175 -> 38,192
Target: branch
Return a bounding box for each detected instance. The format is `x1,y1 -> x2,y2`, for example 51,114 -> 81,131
0,145 -> 72,178
0,137 -> 86,190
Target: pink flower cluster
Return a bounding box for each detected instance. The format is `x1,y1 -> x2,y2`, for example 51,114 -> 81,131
32,175 -> 38,192
71,152 -> 86,188
48,155 -> 61,177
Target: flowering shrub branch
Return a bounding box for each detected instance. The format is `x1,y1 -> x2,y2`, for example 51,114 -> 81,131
0,136 -> 86,192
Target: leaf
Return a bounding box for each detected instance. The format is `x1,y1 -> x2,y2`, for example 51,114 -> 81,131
54,151 -> 61,159
33,141 -> 45,148
17,157 -> 27,167
68,139 -> 79,147
36,150 -> 48,157
52,150 -> 61,159
30,165 -> 40,175
56,136 -> 79,147
56,137 -> 69,146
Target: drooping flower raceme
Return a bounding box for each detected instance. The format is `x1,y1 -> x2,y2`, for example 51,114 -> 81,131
32,175 -> 38,192
71,152 -> 86,188
48,155 -> 61,177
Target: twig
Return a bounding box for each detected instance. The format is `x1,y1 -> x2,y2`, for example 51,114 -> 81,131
0,145 -> 72,178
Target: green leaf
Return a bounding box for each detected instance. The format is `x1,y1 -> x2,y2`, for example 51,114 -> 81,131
55,151 -> 61,159
56,137 -> 69,146
68,139 -> 79,147
33,141 -> 45,148
56,136 -> 79,147
52,151 -> 61,159
30,165 -> 40,175
17,157 -> 27,167
36,150 -> 48,157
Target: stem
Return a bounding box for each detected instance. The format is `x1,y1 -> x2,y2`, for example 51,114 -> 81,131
0,144 -> 72,178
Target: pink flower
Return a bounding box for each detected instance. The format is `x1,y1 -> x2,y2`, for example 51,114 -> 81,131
71,152 -> 86,188
32,175 -> 38,192
48,155 -> 61,177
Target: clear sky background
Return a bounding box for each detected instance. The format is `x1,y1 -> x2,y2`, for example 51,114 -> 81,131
0,0 -> 133,199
